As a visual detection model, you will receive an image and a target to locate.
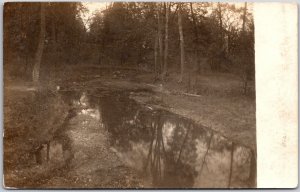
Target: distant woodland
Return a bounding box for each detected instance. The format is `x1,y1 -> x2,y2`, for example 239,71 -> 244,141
4,2 -> 254,91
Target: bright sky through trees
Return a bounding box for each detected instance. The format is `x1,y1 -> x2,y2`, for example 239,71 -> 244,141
81,2 -> 107,29
81,2 -> 252,31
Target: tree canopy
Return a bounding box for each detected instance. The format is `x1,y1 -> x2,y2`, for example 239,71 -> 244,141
4,2 -> 254,83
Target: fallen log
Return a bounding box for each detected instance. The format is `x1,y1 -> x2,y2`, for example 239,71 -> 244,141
181,92 -> 203,98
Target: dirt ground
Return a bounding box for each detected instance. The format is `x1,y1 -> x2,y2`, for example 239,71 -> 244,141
4,66 -> 256,188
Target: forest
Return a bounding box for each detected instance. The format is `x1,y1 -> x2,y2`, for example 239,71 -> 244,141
4,2 -> 256,188
4,2 -> 254,93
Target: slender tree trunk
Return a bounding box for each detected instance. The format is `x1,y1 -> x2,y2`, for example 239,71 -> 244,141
32,3 -> 46,83
163,2 -> 169,80
178,3 -> 185,83
242,2 -> 248,95
242,3 -> 247,35
190,3 -> 199,45
189,3 -> 200,92
51,9 -> 57,70
24,7 -> 30,76
157,3 -> 163,75
154,33 -> 158,77
217,3 -> 223,44
51,14 -> 56,46
217,3 -> 223,72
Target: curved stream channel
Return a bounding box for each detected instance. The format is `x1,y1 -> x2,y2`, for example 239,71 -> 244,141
33,89 -> 256,188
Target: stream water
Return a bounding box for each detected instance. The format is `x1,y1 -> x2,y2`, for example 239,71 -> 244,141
33,89 -> 256,188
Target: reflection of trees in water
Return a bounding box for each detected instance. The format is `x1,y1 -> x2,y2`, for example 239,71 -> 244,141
97,94 -> 152,149
142,115 -> 199,187
94,93 -> 256,188
198,131 -> 213,181
229,144 -> 256,188
95,94 -> 197,187
143,114 -> 167,186
249,149 -> 256,187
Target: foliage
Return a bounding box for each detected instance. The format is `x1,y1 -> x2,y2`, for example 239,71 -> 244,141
4,2 -> 86,79
4,2 -> 254,80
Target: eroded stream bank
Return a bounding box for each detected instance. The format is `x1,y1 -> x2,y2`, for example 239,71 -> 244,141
4,88 -> 256,188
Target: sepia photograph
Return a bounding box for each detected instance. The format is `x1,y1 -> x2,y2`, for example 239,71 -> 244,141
3,2 -> 256,188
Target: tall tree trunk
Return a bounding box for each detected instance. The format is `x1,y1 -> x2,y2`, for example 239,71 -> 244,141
163,2 -> 169,80
178,3 -> 185,83
217,3 -> 223,44
190,3 -> 199,45
157,3 -> 163,75
51,8 -> 57,70
242,2 -> 248,95
189,3 -> 199,92
51,13 -> 56,46
154,33 -> 158,77
24,7 -> 30,76
32,3 -> 46,83
217,3 -> 223,72
242,3 -> 247,34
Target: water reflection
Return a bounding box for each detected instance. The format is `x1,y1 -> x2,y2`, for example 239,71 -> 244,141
32,90 -> 256,188
82,91 -> 256,188
10,89 -> 255,188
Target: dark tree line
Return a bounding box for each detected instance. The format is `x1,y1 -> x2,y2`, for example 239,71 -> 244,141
89,2 -> 254,84
4,2 -> 86,81
4,2 -> 254,89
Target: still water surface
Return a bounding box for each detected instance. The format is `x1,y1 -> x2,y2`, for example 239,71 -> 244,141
45,90 -> 256,188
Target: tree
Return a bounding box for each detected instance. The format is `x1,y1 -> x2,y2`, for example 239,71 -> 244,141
215,2 -> 224,72
4,2 -> 254,88
241,2 -> 248,94
162,2 -> 170,80
189,3 -> 199,54
154,33 -> 158,77
187,3 -> 200,92
157,3 -> 163,75
177,3 -> 185,83
32,3 -> 46,83
217,3 -> 223,43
